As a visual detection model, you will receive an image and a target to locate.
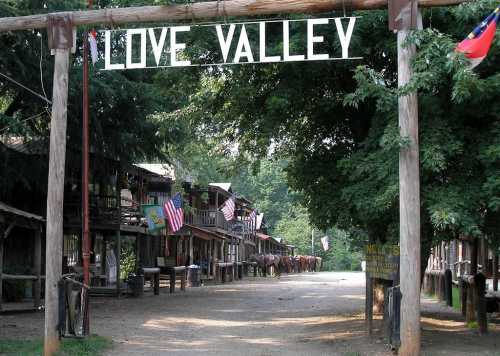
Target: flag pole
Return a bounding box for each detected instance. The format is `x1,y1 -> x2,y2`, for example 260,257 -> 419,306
81,0 -> 93,336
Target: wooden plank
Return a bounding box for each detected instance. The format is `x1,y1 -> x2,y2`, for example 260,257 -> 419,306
493,254 -> 498,292
34,227 -> 42,308
0,231 -> 4,312
0,0 -> 469,32
44,45 -> 70,356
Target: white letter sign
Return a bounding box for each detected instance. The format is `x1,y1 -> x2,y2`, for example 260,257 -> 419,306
101,17 -> 360,70
170,26 -> 191,67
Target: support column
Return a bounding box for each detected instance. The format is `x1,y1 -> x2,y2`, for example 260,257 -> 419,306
44,15 -> 72,355
398,26 -> 421,356
493,254 -> 498,292
116,230 -> 121,296
0,228 -> 4,312
34,227 -> 42,308
189,234 -> 193,265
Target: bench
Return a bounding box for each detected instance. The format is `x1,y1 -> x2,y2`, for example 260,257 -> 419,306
216,262 -> 234,283
157,257 -> 187,293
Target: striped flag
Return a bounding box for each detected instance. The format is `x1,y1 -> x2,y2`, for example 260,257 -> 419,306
247,210 -> 257,221
88,30 -> 98,65
221,196 -> 235,221
321,236 -> 329,251
456,5 -> 500,68
164,193 -> 184,233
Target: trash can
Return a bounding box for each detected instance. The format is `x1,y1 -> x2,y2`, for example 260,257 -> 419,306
128,273 -> 144,297
187,265 -> 201,287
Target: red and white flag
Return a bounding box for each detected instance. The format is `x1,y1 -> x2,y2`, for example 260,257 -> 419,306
221,196 -> 235,221
164,193 -> 184,233
88,30 -> 98,65
456,6 -> 499,68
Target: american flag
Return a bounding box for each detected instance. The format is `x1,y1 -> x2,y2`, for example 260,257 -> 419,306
247,210 -> 257,221
221,196 -> 235,221
456,5 -> 499,68
164,193 -> 184,233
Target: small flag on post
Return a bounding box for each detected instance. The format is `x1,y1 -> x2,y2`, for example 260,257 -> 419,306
456,5 -> 500,68
221,196 -> 235,221
164,193 -> 184,233
321,236 -> 330,251
88,30 -> 98,65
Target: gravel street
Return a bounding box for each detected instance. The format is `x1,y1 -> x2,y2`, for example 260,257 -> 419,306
1,272 -> 499,355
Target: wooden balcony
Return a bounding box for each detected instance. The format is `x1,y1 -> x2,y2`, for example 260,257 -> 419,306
186,209 -> 255,239
64,193 -> 145,227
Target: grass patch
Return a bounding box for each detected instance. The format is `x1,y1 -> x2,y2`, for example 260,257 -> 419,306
452,286 -> 461,311
0,335 -> 111,356
466,321 -> 479,329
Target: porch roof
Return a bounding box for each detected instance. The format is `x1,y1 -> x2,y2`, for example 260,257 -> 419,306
256,232 -> 271,240
186,224 -> 226,241
0,201 -> 44,222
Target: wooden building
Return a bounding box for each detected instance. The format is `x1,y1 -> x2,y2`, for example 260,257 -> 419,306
0,202 -> 44,312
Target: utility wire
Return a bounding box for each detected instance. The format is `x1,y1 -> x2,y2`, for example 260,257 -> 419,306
0,111 -> 46,134
0,71 -> 52,105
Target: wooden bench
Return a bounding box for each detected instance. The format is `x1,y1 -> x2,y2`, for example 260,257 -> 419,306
157,257 -> 186,293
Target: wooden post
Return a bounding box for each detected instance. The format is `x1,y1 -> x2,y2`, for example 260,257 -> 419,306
471,238 -> 478,275
493,254 -> 498,292
366,276 -> 373,336
444,269 -> 452,307
474,273 -> 487,334
189,233 -> 193,265
0,228 -> 4,312
116,230 -> 121,296
398,23 -> 421,356
34,226 -> 42,308
44,15 -> 72,355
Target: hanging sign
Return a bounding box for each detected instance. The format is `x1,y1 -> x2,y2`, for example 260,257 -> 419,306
365,244 -> 400,281
142,204 -> 166,232
100,17 -> 360,70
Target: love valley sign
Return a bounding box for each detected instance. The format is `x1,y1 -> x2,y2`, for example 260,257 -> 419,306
102,17 -> 359,70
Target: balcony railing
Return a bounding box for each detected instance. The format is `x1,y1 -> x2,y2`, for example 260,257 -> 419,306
186,209 -> 256,238
65,193 -> 145,226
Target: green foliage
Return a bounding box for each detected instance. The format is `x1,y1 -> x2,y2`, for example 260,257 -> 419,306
0,335 -> 111,356
120,244 -> 137,280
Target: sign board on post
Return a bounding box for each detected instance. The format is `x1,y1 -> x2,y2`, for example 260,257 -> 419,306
365,244 -> 400,281
100,17 -> 360,70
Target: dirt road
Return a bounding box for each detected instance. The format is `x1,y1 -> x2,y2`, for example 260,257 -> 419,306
1,272 -> 499,355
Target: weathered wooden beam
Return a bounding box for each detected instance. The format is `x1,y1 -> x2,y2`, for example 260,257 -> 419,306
44,16 -> 72,355
397,6 -> 421,354
34,227 -> 42,309
0,0 -> 469,32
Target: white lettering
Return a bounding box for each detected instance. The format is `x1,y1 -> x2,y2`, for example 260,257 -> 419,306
259,22 -> 280,62
170,26 -> 191,67
126,29 -> 147,69
307,19 -> 329,60
104,31 -> 125,70
233,25 -> 254,63
283,20 -> 305,62
216,25 -> 236,63
334,17 -> 356,59
148,28 -> 168,66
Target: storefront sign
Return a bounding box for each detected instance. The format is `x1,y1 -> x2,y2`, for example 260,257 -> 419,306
365,244 -> 400,281
101,17 -> 359,70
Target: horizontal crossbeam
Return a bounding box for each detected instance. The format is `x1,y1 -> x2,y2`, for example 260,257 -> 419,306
0,0 -> 468,32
